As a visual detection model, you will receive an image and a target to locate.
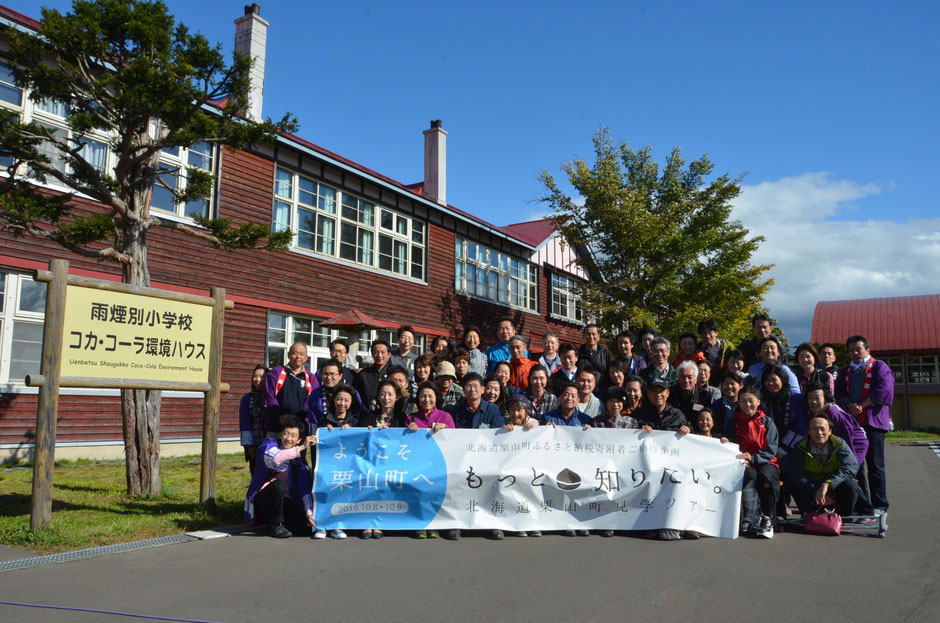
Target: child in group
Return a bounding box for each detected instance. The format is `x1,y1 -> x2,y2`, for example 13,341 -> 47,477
503,396 -> 540,537
593,386 -> 640,429
724,387 -> 779,539
693,406 -> 724,440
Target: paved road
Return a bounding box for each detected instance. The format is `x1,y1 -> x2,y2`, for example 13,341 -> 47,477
1,444 -> 938,623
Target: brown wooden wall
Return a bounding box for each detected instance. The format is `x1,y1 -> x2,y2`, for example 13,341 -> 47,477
0,146 -> 588,448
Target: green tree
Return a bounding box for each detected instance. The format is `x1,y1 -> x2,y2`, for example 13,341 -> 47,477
539,128 -> 773,345
0,0 -> 297,496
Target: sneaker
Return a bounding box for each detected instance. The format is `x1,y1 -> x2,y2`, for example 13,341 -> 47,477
427,530 -> 440,539
850,516 -> 877,525
577,530 -> 590,537
269,523 -> 291,539
312,529 -> 327,539
372,530 -> 383,539
491,529 -> 504,540
564,529 -> 577,537
415,530 -> 427,539
757,516 -> 774,539
658,529 -> 682,541
528,530 -> 542,537
329,529 -> 347,539
601,530 -> 614,537
740,515 -> 758,535
683,530 -> 700,540
359,530 -> 372,539
444,529 -> 461,540
516,531 -> 528,537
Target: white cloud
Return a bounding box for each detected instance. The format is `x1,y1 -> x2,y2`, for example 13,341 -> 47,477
732,173 -> 940,345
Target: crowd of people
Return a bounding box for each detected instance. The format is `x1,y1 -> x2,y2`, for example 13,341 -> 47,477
240,315 -> 894,541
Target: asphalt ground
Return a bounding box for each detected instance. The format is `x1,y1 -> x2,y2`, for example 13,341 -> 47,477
1,443 -> 937,623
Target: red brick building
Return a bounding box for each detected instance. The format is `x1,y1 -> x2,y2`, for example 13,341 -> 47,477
0,5 -> 595,461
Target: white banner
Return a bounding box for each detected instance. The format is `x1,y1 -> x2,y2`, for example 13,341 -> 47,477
315,427 -> 744,539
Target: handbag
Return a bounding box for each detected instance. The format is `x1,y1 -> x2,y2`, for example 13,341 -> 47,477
805,506 -> 842,536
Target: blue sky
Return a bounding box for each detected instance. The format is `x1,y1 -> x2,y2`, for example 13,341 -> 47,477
16,0 -> 940,345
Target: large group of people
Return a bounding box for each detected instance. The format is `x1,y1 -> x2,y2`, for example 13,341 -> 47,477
240,315 -> 894,541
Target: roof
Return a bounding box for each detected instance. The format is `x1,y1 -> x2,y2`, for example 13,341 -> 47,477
1,3 -> 552,252
0,4 -> 40,30
319,309 -> 397,330
497,219 -> 558,247
811,294 -> 940,354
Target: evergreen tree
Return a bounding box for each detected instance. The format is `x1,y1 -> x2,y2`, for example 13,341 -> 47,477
1,0 -> 296,495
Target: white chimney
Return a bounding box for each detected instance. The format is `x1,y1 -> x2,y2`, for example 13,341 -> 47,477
423,120 -> 447,205
234,4 -> 268,122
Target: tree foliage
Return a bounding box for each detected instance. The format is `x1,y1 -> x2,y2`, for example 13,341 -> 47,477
0,0 -> 298,496
1,0 -> 296,265
539,128 -> 773,345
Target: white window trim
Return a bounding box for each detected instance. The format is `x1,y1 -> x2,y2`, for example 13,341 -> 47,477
454,237 -> 539,313
0,271 -> 45,385
549,271 -> 585,325
0,63 -> 217,223
274,166 -> 428,284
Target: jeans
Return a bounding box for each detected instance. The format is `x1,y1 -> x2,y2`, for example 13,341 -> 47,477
864,425 -> 888,511
744,463 -> 780,517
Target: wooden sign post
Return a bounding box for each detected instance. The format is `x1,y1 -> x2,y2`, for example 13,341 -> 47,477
26,260 -> 233,530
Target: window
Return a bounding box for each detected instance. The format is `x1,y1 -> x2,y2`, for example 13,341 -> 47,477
550,272 -> 584,323
0,271 -> 47,385
905,356 -> 938,384
27,97 -> 110,180
150,141 -> 216,219
355,329 -> 425,359
266,311 -> 333,370
454,237 -> 537,312
274,167 -> 426,281
0,60 -> 22,107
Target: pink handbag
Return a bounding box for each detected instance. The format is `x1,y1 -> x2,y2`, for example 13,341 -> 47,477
805,507 -> 842,536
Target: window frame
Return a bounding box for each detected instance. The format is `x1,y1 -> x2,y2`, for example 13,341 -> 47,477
0,61 -> 218,222
0,271 -> 47,385
273,166 -> 427,282
454,237 -> 538,313
549,270 -> 585,324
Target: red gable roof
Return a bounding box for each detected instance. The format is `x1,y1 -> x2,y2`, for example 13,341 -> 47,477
811,294 -> 940,354
497,219 -> 557,247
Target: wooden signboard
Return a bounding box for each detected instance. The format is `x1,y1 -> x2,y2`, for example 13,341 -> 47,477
25,260 -> 232,530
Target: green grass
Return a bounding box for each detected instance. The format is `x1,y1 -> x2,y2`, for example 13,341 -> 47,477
886,430 -> 940,442
0,453 -> 252,554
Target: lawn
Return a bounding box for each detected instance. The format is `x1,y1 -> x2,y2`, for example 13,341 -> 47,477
0,453 -> 252,554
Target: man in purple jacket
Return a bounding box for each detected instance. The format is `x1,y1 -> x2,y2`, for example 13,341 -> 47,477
835,335 -> 895,514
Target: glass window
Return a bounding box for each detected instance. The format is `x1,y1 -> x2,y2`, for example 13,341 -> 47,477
1,273 -> 46,384
550,272 -> 584,323
907,356 -> 938,384
274,168 -> 424,280
18,277 -> 46,313
0,60 -> 22,106
150,142 -> 215,219
454,237 -> 537,312
266,311 -> 333,370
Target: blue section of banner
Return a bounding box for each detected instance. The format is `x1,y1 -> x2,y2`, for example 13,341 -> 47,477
314,428 -> 448,529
